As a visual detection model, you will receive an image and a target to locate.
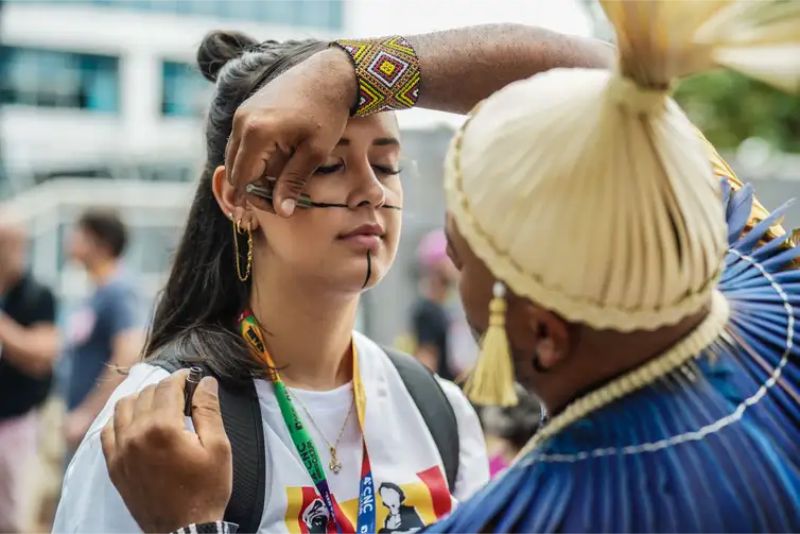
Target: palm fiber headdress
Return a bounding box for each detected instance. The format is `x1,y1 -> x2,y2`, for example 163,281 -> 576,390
453,0 -> 800,405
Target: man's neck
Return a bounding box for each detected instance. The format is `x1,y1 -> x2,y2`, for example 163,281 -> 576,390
88,258 -> 118,286
541,307 -> 709,414
249,269 -> 359,391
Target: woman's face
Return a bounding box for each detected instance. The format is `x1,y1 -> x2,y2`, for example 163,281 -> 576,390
216,113 -> 403,295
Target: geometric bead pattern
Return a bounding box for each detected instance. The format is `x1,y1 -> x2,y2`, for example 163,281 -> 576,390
332,36 -> 421,117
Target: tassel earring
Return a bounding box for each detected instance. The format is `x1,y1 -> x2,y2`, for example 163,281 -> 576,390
464,281 -> 518,407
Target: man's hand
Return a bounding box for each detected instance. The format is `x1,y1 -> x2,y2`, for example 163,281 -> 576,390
224,25 -> 611,219
226,47 -> 355,217
101,370 -> 233,533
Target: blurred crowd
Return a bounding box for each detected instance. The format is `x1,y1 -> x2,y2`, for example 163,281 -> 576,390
0,208 -> 144,532
404,230 -> 541,479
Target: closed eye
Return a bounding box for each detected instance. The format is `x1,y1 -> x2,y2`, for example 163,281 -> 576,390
372,165 -> 402,176
315,163 -> 344,175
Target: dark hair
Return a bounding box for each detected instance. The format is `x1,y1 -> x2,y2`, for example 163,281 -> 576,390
78,208 -> 128,258
478,386 -> 543,452
144,31 -> 327,380
379,482 -> 406,501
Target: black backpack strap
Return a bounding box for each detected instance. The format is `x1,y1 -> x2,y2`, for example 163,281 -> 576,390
152,344 -> 459,529
217,377 -> 265,533
382,346 -> 460,492
152,350 -> 265,533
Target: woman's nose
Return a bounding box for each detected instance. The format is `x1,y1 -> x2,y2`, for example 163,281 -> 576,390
347,166 -> 386,209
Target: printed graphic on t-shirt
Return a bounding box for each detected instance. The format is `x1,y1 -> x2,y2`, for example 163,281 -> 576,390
67,306 -> 96,346
284,466 -> 451,533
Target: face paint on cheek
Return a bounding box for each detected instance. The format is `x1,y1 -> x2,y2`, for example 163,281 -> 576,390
246,183 -> 404,211
246,182 -> 405,212
245,183 -> 348,210
305,200 -> 348,209
362,250 -> 372,289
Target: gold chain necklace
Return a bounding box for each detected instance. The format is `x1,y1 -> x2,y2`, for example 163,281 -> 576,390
288,389 -> 355,474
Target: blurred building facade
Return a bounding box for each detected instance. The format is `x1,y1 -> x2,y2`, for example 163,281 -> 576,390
0,0 -> 464,342
0,0 -> 344,319
1,0 -> 343,190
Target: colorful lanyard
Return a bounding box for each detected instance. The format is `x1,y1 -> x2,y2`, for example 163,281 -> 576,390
239,311 -> 376,534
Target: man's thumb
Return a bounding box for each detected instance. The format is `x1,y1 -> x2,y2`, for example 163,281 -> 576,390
273,140 -> 326,217
192,377 -> 228,453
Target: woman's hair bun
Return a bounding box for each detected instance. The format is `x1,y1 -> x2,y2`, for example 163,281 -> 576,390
197,30 -> 259,83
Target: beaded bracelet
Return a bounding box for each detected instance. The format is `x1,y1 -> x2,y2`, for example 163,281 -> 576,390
331,36 -> 421,117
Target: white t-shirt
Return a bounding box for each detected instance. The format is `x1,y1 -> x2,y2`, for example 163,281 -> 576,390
53,331 -> 489,533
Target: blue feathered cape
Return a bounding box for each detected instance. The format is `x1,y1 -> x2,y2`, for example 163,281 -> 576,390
430,182 -> 800,532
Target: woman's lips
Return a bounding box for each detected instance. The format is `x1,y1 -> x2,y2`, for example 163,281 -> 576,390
339,234 -> 382,251
338,223 -> 384,252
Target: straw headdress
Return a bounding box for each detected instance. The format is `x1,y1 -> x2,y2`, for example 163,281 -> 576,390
449,0 -> 800,332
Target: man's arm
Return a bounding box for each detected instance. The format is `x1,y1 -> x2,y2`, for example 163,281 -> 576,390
410,24 -> 614,114
0,314 -> 59,376
65,329 -> 143,446
225,24 -> 614,215
0,285 -> 58,376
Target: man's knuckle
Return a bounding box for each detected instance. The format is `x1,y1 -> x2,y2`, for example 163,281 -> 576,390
211,437 -> 232,458
114,396 -> 132,416
145,421 -> 177,443
121,433 -> 143,455
306,142 -> 327,161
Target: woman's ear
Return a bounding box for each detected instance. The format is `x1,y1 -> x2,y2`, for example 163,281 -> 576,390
212,165 -> 259,230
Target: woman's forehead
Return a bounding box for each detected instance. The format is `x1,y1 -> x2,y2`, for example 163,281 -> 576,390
343,112 -> 401,143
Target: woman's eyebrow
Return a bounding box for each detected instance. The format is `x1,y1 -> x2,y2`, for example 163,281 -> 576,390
335,137 -> 399,147
373,137 -> 400,147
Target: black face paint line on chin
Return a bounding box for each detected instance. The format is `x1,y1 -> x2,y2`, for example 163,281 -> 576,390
362,251 -> 372,289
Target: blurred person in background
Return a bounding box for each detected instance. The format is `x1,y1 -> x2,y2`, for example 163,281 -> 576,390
0,213 -> 59,532
477,387 -> 541,478
411,229 -> 461,380
62,209 -> 143,452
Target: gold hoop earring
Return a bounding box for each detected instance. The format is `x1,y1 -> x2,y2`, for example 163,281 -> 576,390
233,218 -> 253,282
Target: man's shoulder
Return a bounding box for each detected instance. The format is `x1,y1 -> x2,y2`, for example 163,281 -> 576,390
4,273 -> 55,321
100,273 -> 138,296
92,274 -> 139,311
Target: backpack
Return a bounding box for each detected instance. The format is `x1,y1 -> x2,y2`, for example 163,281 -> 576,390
155,345 -> 460,533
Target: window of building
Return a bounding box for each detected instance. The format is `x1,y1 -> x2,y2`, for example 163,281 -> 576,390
0,46 -> 120,112
7,0 -> 344,30
161,61 -> 210,117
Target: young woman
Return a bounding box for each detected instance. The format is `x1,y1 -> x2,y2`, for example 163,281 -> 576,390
52,31 -> 490,533
97,2 -> 800,533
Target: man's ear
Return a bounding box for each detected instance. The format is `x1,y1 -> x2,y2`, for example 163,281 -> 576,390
523,303 -> 571,373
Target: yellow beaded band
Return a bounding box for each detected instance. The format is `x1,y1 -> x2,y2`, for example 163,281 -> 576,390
331,36 -> 421,117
